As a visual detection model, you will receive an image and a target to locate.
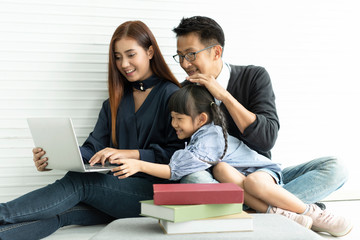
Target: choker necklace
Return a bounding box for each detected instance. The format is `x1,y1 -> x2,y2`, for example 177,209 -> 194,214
131,75 -> 162,91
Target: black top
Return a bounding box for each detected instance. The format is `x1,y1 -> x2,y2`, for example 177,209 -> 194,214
222,64 -> 280,159
81,77 -> 184,179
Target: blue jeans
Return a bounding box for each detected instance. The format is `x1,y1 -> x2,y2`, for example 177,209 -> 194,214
0,171 -> 155,240
181,156 -> 348,203
281,156 -> 348,203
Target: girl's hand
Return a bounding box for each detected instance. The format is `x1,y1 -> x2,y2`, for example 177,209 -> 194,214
110,159 -> 142,179
32,147 -> 51,171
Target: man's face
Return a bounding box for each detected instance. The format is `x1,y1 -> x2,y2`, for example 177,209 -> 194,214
176,33 -> 217,77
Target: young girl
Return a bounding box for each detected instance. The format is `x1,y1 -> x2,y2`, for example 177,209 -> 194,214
110,84 -> 352,237
1,21 -> 183,240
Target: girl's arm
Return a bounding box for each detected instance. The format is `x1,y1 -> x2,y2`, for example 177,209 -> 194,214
110,159 -> 171,179
110,125 -> 225,180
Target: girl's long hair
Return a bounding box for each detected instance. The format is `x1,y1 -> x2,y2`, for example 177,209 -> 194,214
108,21 -> 180,146
168,84 -> 228,162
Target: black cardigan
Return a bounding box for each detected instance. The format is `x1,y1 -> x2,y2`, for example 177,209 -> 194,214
81,79 -> 184,180
222,65 -> 280,159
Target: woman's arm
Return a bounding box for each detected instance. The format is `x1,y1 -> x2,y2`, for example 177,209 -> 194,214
110,159 -> 171,179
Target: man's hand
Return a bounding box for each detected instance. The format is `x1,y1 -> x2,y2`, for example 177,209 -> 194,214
186,73 -> 229,102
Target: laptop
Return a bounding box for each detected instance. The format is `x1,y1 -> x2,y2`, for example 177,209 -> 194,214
27,117 -> 115,172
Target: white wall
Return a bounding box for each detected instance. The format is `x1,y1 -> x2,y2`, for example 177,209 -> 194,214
0,0 -> 359,202
215,0 -> 360,200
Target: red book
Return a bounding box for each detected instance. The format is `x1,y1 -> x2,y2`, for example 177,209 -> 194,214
153,183 -> 244,205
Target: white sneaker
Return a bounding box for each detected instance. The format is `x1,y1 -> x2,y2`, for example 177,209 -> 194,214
269,206 -> 313,229
306,204 -> 353,237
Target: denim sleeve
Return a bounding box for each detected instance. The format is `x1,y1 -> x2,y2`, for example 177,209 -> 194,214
188,124 -> 226,163
169,149 -> 211,181
169,124 -> 226,181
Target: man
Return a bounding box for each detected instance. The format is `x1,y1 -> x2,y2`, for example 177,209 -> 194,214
172,16 -> 350,235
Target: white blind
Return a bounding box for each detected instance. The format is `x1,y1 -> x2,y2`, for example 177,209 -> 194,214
1,0 -> 359,202
0,0 -> 211,202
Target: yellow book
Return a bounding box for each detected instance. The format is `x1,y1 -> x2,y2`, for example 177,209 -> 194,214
158,211 -> 253,234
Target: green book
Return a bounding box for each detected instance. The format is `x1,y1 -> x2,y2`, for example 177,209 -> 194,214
140,200 -> 242,223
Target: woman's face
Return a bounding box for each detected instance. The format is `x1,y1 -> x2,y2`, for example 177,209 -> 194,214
114,37 -> 154,82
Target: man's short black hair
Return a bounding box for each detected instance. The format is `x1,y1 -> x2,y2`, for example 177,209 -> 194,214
173,16 -> 225,48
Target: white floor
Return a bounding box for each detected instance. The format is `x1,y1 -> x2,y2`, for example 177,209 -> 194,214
44,200 -> 359,240
43,224 -> 105,240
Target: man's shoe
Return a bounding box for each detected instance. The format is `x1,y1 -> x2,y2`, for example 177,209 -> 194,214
306,204 -> 353,237
269,206 -> 313,229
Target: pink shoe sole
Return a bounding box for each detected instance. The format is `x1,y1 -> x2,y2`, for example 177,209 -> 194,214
312,223 -> 353,237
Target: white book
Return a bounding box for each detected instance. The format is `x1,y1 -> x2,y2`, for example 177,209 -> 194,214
158,212 -> 253,234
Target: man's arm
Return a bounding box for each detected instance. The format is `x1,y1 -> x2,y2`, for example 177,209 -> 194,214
221,91 -> 256,134
227,66 -> 279,154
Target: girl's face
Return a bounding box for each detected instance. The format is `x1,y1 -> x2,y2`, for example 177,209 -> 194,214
114,37 -> 154,82
171,111 -> 203,139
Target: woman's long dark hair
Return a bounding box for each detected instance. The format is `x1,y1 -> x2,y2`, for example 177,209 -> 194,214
168,84 -> 228,162
108,21 -> 180,146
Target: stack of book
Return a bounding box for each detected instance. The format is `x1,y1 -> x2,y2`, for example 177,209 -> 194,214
140,183 -> 253,234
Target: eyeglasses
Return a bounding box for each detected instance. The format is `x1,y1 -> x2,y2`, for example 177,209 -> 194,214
173,45 -> 217,63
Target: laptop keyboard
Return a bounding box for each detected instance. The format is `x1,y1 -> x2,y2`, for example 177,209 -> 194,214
84,164 -> 114,170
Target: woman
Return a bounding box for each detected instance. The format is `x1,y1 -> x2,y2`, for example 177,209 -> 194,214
0,21 -> 183,240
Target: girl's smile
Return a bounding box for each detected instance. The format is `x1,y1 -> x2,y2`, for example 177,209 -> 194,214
171,111 -> 205,139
